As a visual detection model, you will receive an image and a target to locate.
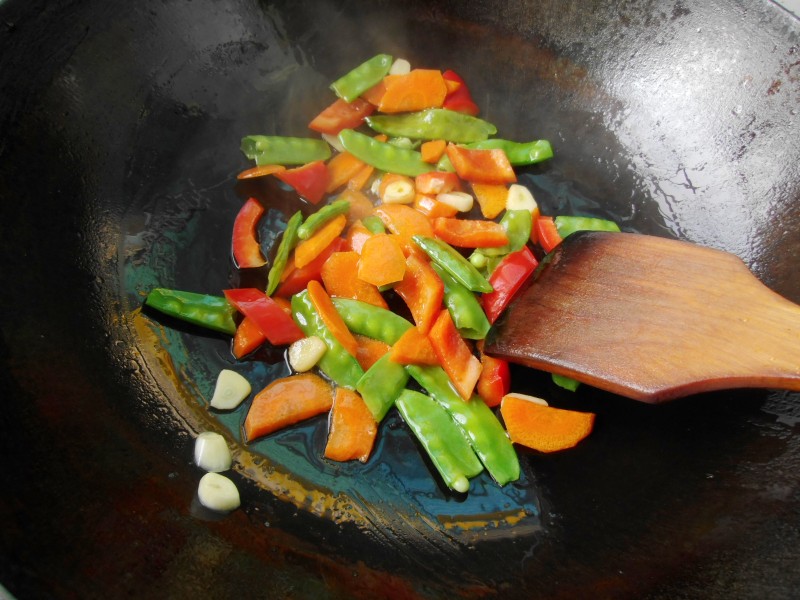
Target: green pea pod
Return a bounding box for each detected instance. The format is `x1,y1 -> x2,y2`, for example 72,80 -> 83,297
412,235 -> 493,294
361,215 -> 386,234
406,365 -> 520,486
241,135 -> 331,166
330,53 -> 393,102
387,137 -> 420,150
479,209 -> 533,257
291,290 -> 364,389
552,373 -> 581,391
331,297 -> 412,344
266,210 -> 302,296
395,389 -> 484,493
297,199 -> 350,240
431,263 -> 491,340
436,153 -> 455,172
356,353 -> 410,421
366,109 -> 497,143
338,129 -> 434,177
145,288 -> 237,335
554,215 -> 621,239
466,139 -> 554,165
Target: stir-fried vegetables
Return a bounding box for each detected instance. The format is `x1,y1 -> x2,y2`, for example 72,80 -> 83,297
143,54 -> 627,499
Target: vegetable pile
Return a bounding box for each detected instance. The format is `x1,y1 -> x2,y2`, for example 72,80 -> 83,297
145,54 -> 621,499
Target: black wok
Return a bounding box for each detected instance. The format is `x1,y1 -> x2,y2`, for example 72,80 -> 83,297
1,0 -> 799,598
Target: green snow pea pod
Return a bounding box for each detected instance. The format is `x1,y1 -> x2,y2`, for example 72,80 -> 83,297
291,290 -> 364,389
331,297 -> 412,345
266,210 -> 303,296
412,235 -> 493,294
554,215 -> 620,239
338,129 -> 434,177
479,209 -> 533,257
431,263 -> 491,340
466,139 -> 554,165
145,288 -> 237,335
552,372 -> 581,391
330,54 -> 393,102
366,109 -> 497,143
436,153 -> 455,172
361,215 -> 386,234
406,364 -> 520,486
395,389 -> 484,493
297,199 -> 350,240
356,353 -> 410,421
241,135 -> 331,166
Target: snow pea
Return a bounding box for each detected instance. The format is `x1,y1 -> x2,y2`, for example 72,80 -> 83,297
412,235 -> 493,294
479,209 -> 533,257
466,139 -> 553,165
361,215 -> 386,234
266,210 -> 302,296
291,290 -> 364,389
297,199 -> 350,240
431,263 -> 491,340
330,53 -> 393,102
406,365 -> 520,486
356,353 -> 410,421
338,129 -> 434,177
144,288 -> 237,335
366,109 -> 497,143
395,389 -> 484,493
241,135 -> 331,166
554,215 -> 620,239
331,297 -> 412,345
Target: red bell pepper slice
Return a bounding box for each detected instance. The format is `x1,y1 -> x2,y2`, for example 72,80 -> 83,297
432,217 -> 510,248
223,288 -> 304,346
308,98 -> 375,135
445,144 -> 516,185
442,70 -> 480,116
414,171 -> 461,195
481,245 -> 539,324
477,351 -> 511,408
428,309 -> 482,401
275,160 -> 331,205
232,197 -> 266,268
274,237 -> 345,298
534,216 -> 563,253
394,252 -> 445,334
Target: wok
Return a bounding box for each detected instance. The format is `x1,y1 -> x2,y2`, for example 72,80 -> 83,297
1,0 -> 799,597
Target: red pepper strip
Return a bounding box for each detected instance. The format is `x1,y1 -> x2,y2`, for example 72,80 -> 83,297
394,252 -> 445,335
275,160 -> 330,205
445,144 -> 516,185
432,217 -> 510,248
231,197 -> 267,268
274,237 -> 346,298
224,288 -> 304,346
414,171 -> 461,195
308,98 -> 375,135
232,316 -> 268,359
534,216 -> 563,253
481,245 -> 539,324
442,70 -> 480,116
476,341 -> 510,407
428,309 -> 482,401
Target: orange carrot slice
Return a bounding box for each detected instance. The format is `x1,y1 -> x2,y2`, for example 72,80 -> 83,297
325,151 -> 368,193
420,139 -> 447,164
354,334 -> 391,371
389,326 -> 439,365
347,162 -> 375,191
374,203 -> 434,249
236,164 -> 286,180
321,251 -> 388,308
244,373 -> 333,442
357,233 -> 406,287
361,79 -> 387,106
338,188 -> 375,224
344,219 -> 374,254
324,387 -> 378,463
471,183 -> 509,219
307,279 -> 359,358
293,213 -> 347,268
378,70 -> 448,113
500,395 -> 595,453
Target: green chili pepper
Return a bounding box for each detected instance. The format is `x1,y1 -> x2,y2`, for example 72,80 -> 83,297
552,373 -> 581,392
241,135 -> 331,166
330,54 -> 393,102
331,298 -> 412,345
361,215 -> 386,234
412,235 -> 493,294
144,288 -> 237,335
466,139 -> 553,165
395,389 -> 484,493
431,263 -> 491,340
356,353 -> 410,421
338,129 -> 434,177
554,215 -> 621,239
366,109 -> 497,143
266,210 -> 302,296
406,365 -> 520,486
291,290 -> 364,389
479,209 -> 533,257
297,199 -> 350,240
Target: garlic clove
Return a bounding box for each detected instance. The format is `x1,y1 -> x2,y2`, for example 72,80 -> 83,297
194,431 -> 232,472
209,369 -> 251,410
197,472 -> 240,512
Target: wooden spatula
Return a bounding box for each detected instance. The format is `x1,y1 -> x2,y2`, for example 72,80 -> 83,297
484,231 -> 800,403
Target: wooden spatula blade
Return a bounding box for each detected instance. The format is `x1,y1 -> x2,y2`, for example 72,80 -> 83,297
484,232 -> 800,403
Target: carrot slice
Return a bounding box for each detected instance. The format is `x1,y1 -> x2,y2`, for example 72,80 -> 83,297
307,279 -> 359,358
428,309 -> 482,401
244,373 -> 333,442
347,162 -> 375,191
394,252 -> 444,334
374,203 -> 434,249
389,326 -> 439,365
344,219 -> 373,254
324,387 -> 378,463
361,79 -> 387,106
471,183 -> 509,219
357,234 -> 406,287
413,194 -> 460,219
232,316 -> 267,359
274,237 -> 346,298
321,251 -> 388,308
354,334 -> 391,371
378,70 -> 448,113
326,151 -> 368,193
420,139 -> 447,164
446,144 -> 516,185
293,213 -> 347,268
236,164 -> 286,180
500,395 -> 595,453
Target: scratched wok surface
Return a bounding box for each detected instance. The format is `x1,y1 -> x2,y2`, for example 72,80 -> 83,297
1,0 -> 800,598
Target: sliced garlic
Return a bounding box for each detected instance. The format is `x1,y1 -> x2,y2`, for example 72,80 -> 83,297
506,184 -> 538,212
288,335 -> 327,372
209,369 -> 251,410
194,431 -> 232,472
321,133 -> 345,153
381,180 -> 415,204
389,58 -> 411,75
197,472 -> 240,512
502,392 -> 549,407
437,191 -> 474,212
